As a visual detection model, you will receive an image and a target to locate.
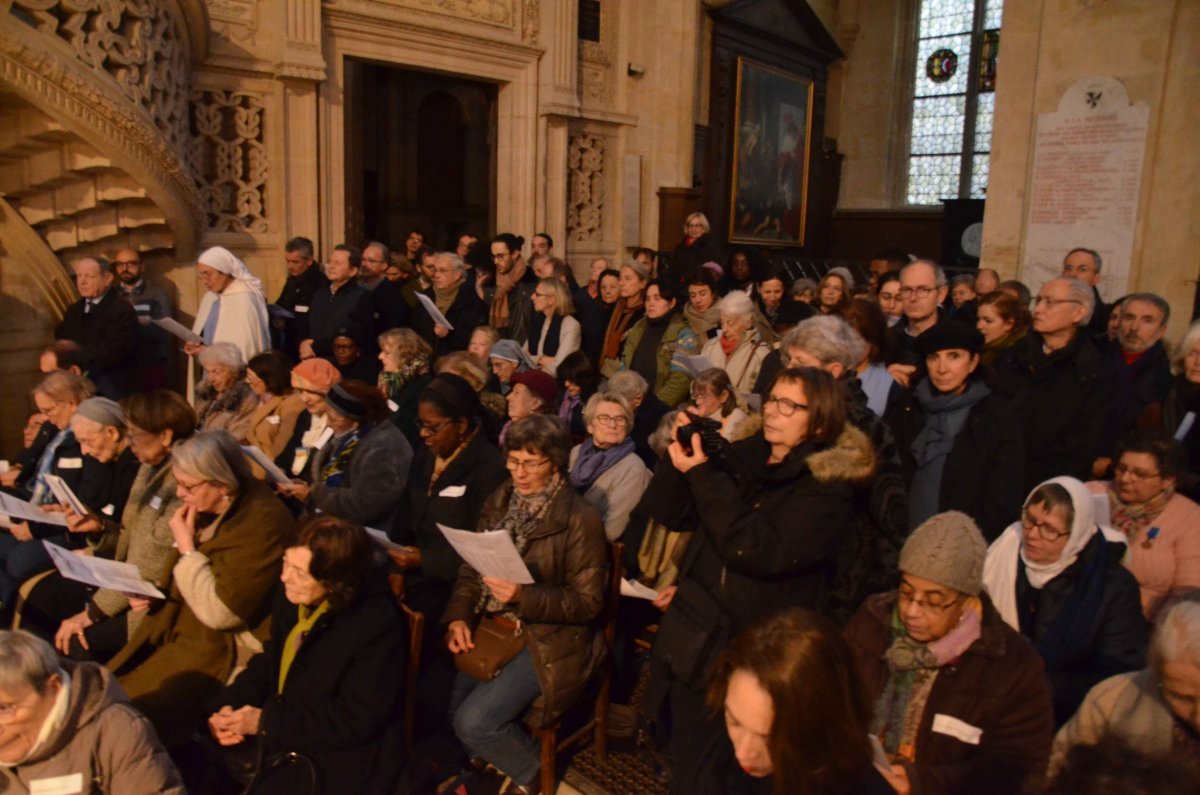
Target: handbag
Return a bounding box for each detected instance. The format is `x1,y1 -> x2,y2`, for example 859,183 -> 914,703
453,616 -> 527,682
245,751 -> 319,795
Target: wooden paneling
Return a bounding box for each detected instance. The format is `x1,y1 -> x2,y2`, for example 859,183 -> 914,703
829,208 -> 944,261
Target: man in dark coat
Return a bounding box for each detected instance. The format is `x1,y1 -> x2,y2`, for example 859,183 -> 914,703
411,252 -> 488,357
992,276 -> 1118,491
112,248 -> 174,391
360,241 -> 409,344
301,244 -> 374,361
274,236 -> 329,359
55,257 -> 140,398
1104,293 -> 1172,460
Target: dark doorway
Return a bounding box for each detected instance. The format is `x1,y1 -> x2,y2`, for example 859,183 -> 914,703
344,59 -> 496,252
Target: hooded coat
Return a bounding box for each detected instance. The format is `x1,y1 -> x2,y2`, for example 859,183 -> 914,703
0,661 -> 183,794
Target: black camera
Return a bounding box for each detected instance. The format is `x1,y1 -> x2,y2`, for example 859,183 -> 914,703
676,412 -> 725,454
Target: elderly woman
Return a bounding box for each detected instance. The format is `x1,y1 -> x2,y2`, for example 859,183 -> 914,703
4,371 -> 93,502
1085,431 -> 1200,620
275,358 -> 341,482
708,609 -> 888,794
569,392 -> 651,541
468,325 -> 502,363
0,630 -> 184,792
19,392 -> 197,664
185,246 -> 270,364
556,351 -> 601,440
378,327 -> 434,447
524,278 -> 581,376
982,476 -> 1150,725
600,260 -> 651,376
107,430 -> 291,746
670,212 -> 720,287
688,368 -> 756,442
1163,319 -> 1200,501
701,291 -> 771,396
643,367 -> 874,792
976,291 -> 1031,366
504,368 -> 558,429
243,350 -> 305,462
280,380 -> 412,529
209,517 -> 406,794
846,512 -> 1055,795
443,415 -> 607,795
621,279 -> 700,408
815,269 -> 852,316
489,339 -> 533,395
194,342 -> 256,438
884,322 -> 1025,537
412,252 -> 489,357
1053,596 -> 1200,771
597,268 -> 622,315
683,266 -> 724,341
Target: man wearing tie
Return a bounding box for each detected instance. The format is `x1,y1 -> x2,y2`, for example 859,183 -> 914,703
54,257 -> 140,398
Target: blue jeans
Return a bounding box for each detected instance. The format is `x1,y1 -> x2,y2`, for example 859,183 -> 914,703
449,646 -> 542,786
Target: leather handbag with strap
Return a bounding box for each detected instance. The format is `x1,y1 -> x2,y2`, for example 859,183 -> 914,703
453,615 -> 527,682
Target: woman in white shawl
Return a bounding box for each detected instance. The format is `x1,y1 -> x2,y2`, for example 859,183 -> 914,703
982,476 -> 1148,725
185,246 -> 270,364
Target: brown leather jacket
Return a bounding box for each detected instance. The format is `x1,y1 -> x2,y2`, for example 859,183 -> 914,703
442,480 -> 608,727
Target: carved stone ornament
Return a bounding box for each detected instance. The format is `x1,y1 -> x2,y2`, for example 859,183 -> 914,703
377,0 -> 513,27
567,133 -> 604,241
190,89 -> 269,233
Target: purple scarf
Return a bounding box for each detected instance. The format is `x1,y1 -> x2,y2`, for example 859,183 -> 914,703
569,437 -> 635,493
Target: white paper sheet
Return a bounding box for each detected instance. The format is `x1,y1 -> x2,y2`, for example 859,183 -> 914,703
869,734 -> 892,776
43,542 -> 165,598
267,304 -> 296,320
620,578 -> 660,601
416,293 -> 454,330
676,354 -> 717,379
241,445 -> 292,485
0,493 -> 68,526
152,316 -> 204,344
437,524 -> 532,584
365,526 -> 411,555
44,474 -> 88,516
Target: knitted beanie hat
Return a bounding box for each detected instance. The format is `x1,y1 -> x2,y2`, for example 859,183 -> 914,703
899,511 -> 988,595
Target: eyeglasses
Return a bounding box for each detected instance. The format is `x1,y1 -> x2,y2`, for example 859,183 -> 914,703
1033,296 -> 1082,309
898,286 -> 938,299
177,479 -> 213,495
1113,463 -> 1162,481
898,589 -> 963,615
418,419 -> 451,436
1021,512 -> 1070,542
763,396 -> 808,417
506,456 -> 551,472
593,414 -> 628,428
0,687 -> 42,723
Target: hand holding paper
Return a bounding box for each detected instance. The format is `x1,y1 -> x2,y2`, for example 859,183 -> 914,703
417,293 -> 455,331
44,541 -> 165,599
152,317 -> 205,345
437,524 -> 533,584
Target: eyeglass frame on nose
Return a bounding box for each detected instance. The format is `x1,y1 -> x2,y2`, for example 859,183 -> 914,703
898,285 -> 937,299
593,414 -> 627,428
1020,511 -> 1070,541
897,588 -> 964,615
1033,295 -> 1082,309
506,456 -> 551,472
763,395 -> 808,417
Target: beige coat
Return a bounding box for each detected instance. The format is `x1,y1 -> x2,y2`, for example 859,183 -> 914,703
244,391 -> 306,465
1051,669 -> 1175,771
0,661 -> 183,794
700,330 -> 770,396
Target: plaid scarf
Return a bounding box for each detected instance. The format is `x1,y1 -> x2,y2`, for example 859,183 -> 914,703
477,475 -> 563,620
1108,484 -> 1174,541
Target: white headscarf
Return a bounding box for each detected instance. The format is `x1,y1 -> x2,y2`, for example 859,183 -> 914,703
198,246 -> 264,297
982,476 -> 1127,630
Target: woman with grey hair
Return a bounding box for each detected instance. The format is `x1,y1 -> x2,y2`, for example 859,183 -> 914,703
443,414 -> 606,795
0,630 -> 184,791
1053,593 -> 1200,770
569,392 -> 651,541
194,342 -> 256,438
1163,318 -> 1200,501
700,291 -> 771,395
107,429 -> 291,747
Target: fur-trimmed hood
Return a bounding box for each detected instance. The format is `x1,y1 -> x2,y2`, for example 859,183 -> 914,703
807,424 -> 876,484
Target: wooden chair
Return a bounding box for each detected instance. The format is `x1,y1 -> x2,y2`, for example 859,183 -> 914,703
530,541 -> 624,794
386,550 -> 424,755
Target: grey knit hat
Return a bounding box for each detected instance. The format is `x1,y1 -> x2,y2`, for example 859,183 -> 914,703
899,511 -> 988,595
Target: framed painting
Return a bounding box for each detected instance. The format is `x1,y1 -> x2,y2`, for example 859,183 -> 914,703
728,58 -> 815,246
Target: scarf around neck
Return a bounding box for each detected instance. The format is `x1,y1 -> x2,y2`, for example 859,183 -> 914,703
1108,484 -> 1174,541
379,357 -> 429,401
489,259 -> 528,330
570,437 -> 634,493
907,379 -> 990,526
683,302 -> 721,338
434,283 -> 460,314
602,298 -> 643,361
478,476 -> 563,619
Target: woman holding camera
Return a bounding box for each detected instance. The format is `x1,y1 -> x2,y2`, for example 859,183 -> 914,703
642,366 -> 875,795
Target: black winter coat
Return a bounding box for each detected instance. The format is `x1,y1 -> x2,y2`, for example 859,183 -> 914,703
1015,533 -> 1148,726
310,422 -> 412,528
411,284 -> 489,357
644,428 -> 874,689
54,290 -> 140,397
992,331 -> 1117,491
218,572 -> 407,794
307,283 -> 375,355
1106,340 -> 1172,452
273,265 -> 329,358
667,234 -> 720,288
885,387 -> 1025,541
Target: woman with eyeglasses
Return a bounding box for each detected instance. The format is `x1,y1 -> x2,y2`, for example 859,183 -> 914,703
390,375 -> 508,668
193,343 -> 256,439
568,392 -> 651,542
846,512 -> 1055,795
523,278 -> 581,377
1084,430 -> 1200,621
107,430 -> 291,747
982,476 -> 1149,726
186,246 -> 270,366
443,415 -> 606,795
668,212 -> 720,289
641,367 -> 874,794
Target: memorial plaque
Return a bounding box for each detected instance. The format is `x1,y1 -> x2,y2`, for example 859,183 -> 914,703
1021,76 -> 1149,301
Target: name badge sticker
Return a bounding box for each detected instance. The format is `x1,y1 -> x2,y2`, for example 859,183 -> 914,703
387,399 -> 400,412
149,496 -> 163,511
59,458 -> 83,469
31,773 -> 83,795
931,714 -> 982,745
267,415 -> 282,425
101,504 -> 115,516
439,485 -> 467,498
295,305 -> 309,313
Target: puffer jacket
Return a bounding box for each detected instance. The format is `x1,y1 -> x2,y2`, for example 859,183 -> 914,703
442,481 -> 608,728
0,661 -> 183,794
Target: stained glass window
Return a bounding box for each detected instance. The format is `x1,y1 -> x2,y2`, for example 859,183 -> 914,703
906,0 -> 1003,206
